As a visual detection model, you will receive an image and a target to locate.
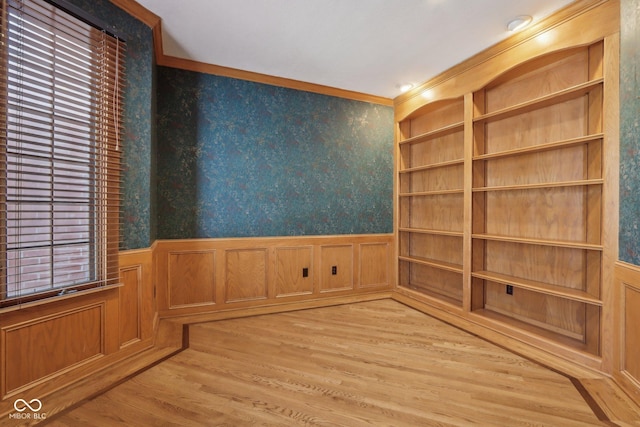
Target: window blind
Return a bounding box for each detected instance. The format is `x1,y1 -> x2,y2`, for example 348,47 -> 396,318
0,0 -> 125,307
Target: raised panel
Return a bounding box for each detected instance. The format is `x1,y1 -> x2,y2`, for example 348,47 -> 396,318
119,266 -> 141,347
321,245 -> 353,292
118,249 -> 154,343
169,250 -> 216,308
359,243 -> 389,288
225,249 -> 268,302
2,304 -> 103,394
624,285 -> 640,382
275,247 -> 313,297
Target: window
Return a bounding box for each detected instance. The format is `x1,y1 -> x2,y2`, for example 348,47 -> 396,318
0,0 -> 124,307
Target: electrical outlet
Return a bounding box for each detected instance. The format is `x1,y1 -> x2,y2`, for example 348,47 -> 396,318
506,284 -> 514,295
302,267 -> 308,278
332,266 -> 337,275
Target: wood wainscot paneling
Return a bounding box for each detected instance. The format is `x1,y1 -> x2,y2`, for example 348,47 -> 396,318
168,250 -> 216,309
0,287 -> 119,418
2,303 -> 105,396
614,261 -> 640,406
359,242 -> 391,289
155,235 -> 394,318
0,249 -> 156,420
274,246 -> 314,297
118,249 -> 154,349
120,267 -> 142,346
320,245 -> 354,293
225,248 -> 268,303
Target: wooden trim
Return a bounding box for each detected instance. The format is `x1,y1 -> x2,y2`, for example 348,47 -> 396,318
108,1 -> 391,106
157,55 -> 393,106
108,0 -> 160,28
162,291 -> 392,326
394,0 -> 619,121
0,283 -> 123,315
600,31 -> 621,374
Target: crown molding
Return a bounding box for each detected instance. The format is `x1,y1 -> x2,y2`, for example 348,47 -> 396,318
393,0 -> 612,107
109,0 -> 392,106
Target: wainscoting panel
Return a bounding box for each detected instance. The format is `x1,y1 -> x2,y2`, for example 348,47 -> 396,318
1,302 -> 105,396
624,285 -> 640,379
0,249 -> 155,417
275,246 -> 314,297
359,242 -> 390,289
614,261 -> 640,405
119,266 -> 142,347
155,235 -> 394,317
225,248 -> 268,303
320,245 -> 354,292
168,250 -> 216,308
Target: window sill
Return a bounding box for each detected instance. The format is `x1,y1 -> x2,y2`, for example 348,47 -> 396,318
0,283 -> 123,314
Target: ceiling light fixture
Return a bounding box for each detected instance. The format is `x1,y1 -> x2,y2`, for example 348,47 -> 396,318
399,83 -> 414,93
507,15 -> 532,32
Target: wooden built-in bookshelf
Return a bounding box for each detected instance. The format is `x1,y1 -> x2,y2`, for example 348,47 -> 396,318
395,7 -> 618,367
470,41 -> 605,355
398,97 -> 465,307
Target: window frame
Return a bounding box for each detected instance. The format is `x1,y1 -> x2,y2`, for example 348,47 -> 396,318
0,0 -> 124,308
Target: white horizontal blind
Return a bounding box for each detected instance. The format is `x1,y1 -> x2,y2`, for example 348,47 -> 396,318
0,0 -> 125,307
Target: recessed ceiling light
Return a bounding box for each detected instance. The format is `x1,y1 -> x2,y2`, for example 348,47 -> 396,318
507,15 -> 532,32
399,83 -> 414,93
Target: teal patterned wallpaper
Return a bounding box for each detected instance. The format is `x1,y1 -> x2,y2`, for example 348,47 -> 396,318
156,67 -> 394,238
621,0 -> 640,265
71,1 -> 639,258
69,0 -> 155,250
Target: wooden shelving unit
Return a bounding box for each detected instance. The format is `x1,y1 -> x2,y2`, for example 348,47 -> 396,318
397,98 -> 465,306
470,42 -> 605,356
396,25 -> 617,363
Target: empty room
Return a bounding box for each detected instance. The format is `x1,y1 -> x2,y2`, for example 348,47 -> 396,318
1,0 -> 640,425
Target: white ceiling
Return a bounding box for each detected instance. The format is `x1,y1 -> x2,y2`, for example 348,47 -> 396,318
135,0 -> 575,99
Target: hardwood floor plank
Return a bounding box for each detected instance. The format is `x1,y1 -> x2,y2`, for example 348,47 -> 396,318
50,300 -> 606,426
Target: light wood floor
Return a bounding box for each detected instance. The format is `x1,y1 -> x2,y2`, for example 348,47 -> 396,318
50,300 -> 609,426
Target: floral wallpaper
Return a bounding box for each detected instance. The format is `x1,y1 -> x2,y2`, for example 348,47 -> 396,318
620,0 -> 640,265
156,67 -> 394,238
68,0 -> 155,250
